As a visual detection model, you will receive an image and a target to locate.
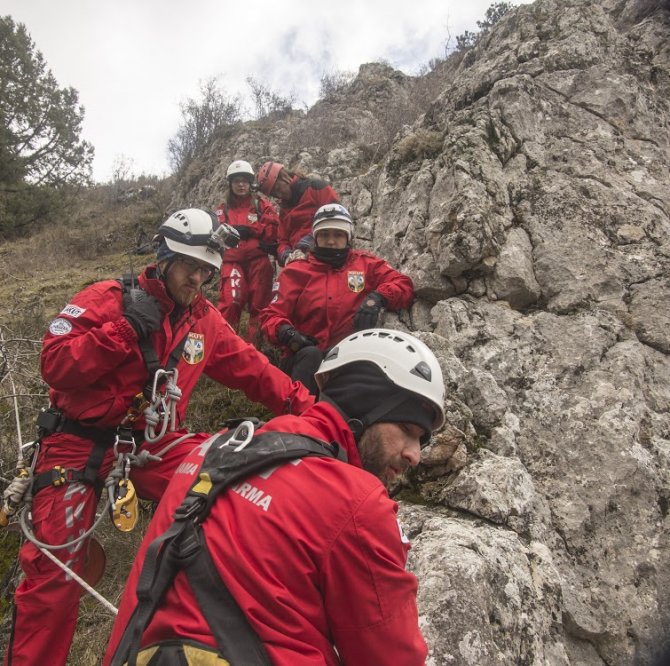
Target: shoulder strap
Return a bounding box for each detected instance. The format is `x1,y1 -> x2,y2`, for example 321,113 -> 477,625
110,431 -> 346,666
118,274 -> 191,398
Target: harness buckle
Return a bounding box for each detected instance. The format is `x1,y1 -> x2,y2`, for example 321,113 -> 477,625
113,428 -> 137,457
51,465 -> 76,487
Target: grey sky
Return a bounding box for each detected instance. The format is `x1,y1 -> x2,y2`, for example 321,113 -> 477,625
2,0 -> 533,182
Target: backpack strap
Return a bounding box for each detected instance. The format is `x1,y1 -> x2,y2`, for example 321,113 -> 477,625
118,274 -> 191,399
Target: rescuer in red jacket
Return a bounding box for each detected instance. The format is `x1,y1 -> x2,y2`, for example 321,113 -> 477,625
260,203 -> 414,393
215,160 -> 279,343
257,160 -> 339,266
104,328 -> 446,665
4,209 -> 314,666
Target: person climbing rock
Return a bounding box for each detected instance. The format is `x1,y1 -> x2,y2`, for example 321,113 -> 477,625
215,160 -> 279,343
261,203 -> 414,393
257,160 -> 339,266
105,328 -> 445,666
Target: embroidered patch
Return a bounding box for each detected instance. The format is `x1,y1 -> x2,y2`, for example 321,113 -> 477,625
347,271 -> 365,293
247,213 -> 258,223
183,332 -> 205,365
60,304 -> 86,318
49,318 -> 72,336
272,281 -> 280,292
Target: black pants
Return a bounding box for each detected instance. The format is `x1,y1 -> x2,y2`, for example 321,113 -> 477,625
281,346 -> 324,395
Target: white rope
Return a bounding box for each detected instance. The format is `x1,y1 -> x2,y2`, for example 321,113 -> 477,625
37,544 -> 118,615
0,328 -> 24,466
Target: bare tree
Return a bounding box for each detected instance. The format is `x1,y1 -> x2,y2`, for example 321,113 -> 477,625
167,77 -> 241,174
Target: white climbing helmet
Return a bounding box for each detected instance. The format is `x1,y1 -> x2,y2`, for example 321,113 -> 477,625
155,208 -> 223,270
315,328 -> 446,430
226,160 -> 255,181
312,203 -> 354,242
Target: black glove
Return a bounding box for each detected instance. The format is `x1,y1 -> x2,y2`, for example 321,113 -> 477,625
278,325 -> 318,353
230,225 -> 252,241
353,291 -> 386,331
123,290 -> 162,339
259,240 -> 278,257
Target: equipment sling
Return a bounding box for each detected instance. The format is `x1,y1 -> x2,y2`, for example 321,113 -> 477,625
110,426 -> 347,666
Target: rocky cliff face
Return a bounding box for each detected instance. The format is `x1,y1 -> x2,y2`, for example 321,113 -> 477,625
175,0 -> 670,663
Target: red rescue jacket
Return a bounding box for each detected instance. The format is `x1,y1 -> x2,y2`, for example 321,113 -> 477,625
215,195 -> 278,263
277,176 -> 339,259
104,402 -> 428,665
41,266 -> 313,427
261,250 -> 414,351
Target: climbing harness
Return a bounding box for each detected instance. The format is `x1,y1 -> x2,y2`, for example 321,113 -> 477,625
110,422 -> 347,666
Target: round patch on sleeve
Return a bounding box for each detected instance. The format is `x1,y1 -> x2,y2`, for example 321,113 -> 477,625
48,318 -> 73,336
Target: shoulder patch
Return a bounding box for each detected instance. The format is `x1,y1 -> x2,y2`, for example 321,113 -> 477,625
347,271 -> 365,293
60,304 -> 86,318
183,332 -> 205,364
48,318 -> 73,336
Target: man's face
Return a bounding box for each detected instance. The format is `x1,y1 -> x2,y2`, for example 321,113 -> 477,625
358,422 -> 424,487
163,255 -> 215,307
270,173 -> 292,202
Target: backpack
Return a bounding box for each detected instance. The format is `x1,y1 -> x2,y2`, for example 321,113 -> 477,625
110,427 -> 347,666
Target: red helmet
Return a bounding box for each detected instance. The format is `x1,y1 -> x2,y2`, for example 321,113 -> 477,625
257,161 -> 284,196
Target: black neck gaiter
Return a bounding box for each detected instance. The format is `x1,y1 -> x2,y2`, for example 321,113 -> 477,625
312,245 -> 350,268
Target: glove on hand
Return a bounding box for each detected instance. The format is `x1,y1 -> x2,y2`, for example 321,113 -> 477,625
259,241 -> 278,257
353,291 -> 386,331
278,324 -> 317,353
123,291 -> 162,339
286,249 -> 307,264
230,225 -> 252,241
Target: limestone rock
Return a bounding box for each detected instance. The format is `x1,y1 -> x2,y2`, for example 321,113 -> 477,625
173,0 -> 670,662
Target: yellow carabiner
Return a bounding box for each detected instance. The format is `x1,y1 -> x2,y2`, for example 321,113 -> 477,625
110,478 -> 139,532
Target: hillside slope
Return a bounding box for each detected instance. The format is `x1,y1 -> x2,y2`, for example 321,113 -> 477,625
1,0 -> 669,664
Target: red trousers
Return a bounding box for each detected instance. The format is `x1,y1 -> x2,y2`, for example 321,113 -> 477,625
4,430 -> 209,666
218,256 -> 273,343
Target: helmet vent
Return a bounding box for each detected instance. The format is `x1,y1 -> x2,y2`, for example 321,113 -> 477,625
410,361 -> 432,382
324,346 -> 340,361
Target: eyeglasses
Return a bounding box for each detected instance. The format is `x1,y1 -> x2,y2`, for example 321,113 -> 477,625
176,256 -> 216,281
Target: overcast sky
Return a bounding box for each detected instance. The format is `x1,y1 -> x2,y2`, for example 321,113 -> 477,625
3,0 -> 532,183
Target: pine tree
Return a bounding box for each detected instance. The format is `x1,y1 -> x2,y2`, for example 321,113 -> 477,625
0,16 -> 93,238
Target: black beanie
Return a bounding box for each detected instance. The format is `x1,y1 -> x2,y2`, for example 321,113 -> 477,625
319,362 -> 435,441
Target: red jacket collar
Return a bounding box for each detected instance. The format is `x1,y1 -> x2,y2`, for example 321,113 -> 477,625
260,401 -> 362,469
